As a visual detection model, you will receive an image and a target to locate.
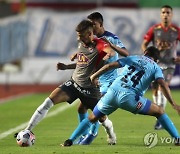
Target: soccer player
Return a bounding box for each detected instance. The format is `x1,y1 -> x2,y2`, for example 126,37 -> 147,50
61,12 -> 129,145
15,19 -> 119,146
63,46 -> 180,146
141,5 -> 180,129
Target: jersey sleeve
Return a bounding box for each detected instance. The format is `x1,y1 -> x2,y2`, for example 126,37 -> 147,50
96,38 -> 110,52
178,27 -> 180,41
117,57 -> 129,68
154,66 -> 164,81
95,38 -> 109,67
107,36 -> 125,48
95,38 -> 109,59
143,25 -> 155,42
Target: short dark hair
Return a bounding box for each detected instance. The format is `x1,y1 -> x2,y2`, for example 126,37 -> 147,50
87,12 -> 103,24
144,46 -> 160,61
161,5 -> 173,11
75,19 -> 93,33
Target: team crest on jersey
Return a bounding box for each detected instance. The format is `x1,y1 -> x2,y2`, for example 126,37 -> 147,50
136,102 -> 143,110
157,31 -> 161,36
77,53 -> 89,65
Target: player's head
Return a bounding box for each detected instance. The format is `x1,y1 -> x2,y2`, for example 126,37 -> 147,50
144,46 -> 160,62
87,12 -> 104,37
160,5 -> 173,25
76,19 -> 94,45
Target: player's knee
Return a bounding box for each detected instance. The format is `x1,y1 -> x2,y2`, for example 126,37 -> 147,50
155,106 -> 164,117
98,116 -> 106,123
77,104 -> 87,113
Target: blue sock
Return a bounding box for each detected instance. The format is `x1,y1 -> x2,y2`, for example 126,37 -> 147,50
70,118 -> 92,142
78,112 -> 88,122
89,122 -> 99,135
158,113 -> 179,138
78,112 -> 89,135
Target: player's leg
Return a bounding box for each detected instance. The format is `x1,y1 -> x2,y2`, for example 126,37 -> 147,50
151,81 -> 163,129
77,103 -> 100,145
138,98 -> 180,145
160,68 -> 174,109
75,102 -> 89,144
23,80 -> 77,132
62,90 -> 117,146
25,87 -> 71,131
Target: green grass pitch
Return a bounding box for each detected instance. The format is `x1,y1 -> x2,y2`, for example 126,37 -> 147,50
0,90 -> 179,154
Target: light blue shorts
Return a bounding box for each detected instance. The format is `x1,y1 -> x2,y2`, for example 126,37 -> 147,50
100,82 -> 112,95
96,87 -> 151,115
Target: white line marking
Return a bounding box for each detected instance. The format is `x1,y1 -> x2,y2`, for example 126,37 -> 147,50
0,100 -> 78,140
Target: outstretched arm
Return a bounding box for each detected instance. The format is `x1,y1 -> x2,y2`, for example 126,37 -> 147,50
102,38 -> 129,57
57,62 -> 76,71
157,78 -> 180,115
90,61 -> 120,85
141,40 -> 149,52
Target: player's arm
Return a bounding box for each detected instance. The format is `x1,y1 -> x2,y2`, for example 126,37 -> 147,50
90,61 -> 120,85
57,62 -> 76,71
141,26 -> 154,52
173,56 -> 180,64
70,52 -> 78,61
141,40 -> 150,52
102,38 -> 129,57
157,78 -> 180,115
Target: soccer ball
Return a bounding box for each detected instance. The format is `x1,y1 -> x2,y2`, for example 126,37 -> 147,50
16,130 -> 35,147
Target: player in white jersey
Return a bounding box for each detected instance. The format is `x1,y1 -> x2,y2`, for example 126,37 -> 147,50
64,46 -> 180,146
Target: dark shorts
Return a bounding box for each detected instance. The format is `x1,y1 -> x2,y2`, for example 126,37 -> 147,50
59,79 -> 100,110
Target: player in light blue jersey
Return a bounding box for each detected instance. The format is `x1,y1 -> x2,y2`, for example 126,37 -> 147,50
73,12 -> 129,145
64,46 -> 180,146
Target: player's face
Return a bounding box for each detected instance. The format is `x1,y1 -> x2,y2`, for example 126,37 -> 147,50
77,29 -> 94,45
160,8 -> 173,24
90,20 -> 102,36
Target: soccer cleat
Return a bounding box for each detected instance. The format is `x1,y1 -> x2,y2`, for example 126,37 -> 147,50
154,121 -> 164,130
79,133 -> 98,145
61,139 -> 73,147
14,132 -> 18,138
174,138 -> 180,146
107,132 -> 116,145
74,135 -> 86,145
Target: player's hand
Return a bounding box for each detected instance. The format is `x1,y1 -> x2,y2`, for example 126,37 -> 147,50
57,62 -> 67,71
70,53 -> 77,61
173,104 -> 180,115
90,75 -> 99,87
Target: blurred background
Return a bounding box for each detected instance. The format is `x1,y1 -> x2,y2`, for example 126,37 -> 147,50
0,0 -> 179,98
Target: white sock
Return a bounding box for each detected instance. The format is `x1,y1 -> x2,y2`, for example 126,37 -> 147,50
101,117 -> 114,138
152,95 -> 158,104
25,97 -> 54,131
161,92 -> 167,110
156,90 -> 162,106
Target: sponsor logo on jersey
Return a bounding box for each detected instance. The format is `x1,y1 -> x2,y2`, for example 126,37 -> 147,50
77,53 -> 89,65
136,102 -> 143,109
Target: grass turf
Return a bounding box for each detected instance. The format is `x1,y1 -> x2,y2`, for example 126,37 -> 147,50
0,90 -> 179,154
